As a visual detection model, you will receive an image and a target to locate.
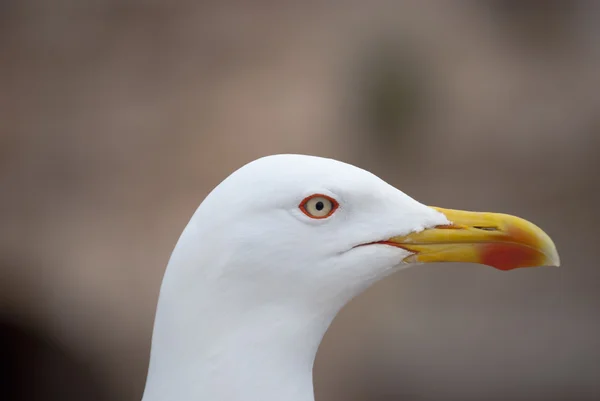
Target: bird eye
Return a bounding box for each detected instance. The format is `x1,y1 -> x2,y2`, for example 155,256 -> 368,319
299,194 -> 338,219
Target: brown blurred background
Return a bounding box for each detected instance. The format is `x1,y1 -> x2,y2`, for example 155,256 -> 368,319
1,1 -> 600,401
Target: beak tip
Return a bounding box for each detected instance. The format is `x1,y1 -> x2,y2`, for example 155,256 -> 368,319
548,252 -> 561,267
544,238 -> 560,267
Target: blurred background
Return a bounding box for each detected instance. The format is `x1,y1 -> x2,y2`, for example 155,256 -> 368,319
1,1 -> 600,401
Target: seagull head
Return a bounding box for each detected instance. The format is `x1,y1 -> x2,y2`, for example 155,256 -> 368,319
175,154 -> 558,305
143,154 -> 559,401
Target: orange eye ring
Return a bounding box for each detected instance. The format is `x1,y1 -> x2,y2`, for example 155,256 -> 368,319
299,194 -> 339,219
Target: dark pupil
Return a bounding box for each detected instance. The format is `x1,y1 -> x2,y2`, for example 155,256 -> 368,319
315,201 -> 324,211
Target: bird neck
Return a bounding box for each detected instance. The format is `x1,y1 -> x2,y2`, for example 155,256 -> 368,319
141,265 -> 343,401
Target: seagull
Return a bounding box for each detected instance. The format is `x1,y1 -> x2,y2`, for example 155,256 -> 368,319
141,154 -> 559,401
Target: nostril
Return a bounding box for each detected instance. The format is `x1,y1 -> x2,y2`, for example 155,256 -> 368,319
473,226 -> 499,231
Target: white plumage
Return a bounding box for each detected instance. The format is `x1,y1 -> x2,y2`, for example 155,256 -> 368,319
141,154 -> 558,401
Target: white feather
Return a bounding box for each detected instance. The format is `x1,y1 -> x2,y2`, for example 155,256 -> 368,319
141,154 -> 448,401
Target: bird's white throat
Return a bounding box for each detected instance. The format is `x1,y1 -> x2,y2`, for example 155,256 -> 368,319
141,216 -> 379,401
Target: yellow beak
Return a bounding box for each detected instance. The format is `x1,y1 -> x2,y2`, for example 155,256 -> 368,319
386,207 -> 560,271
